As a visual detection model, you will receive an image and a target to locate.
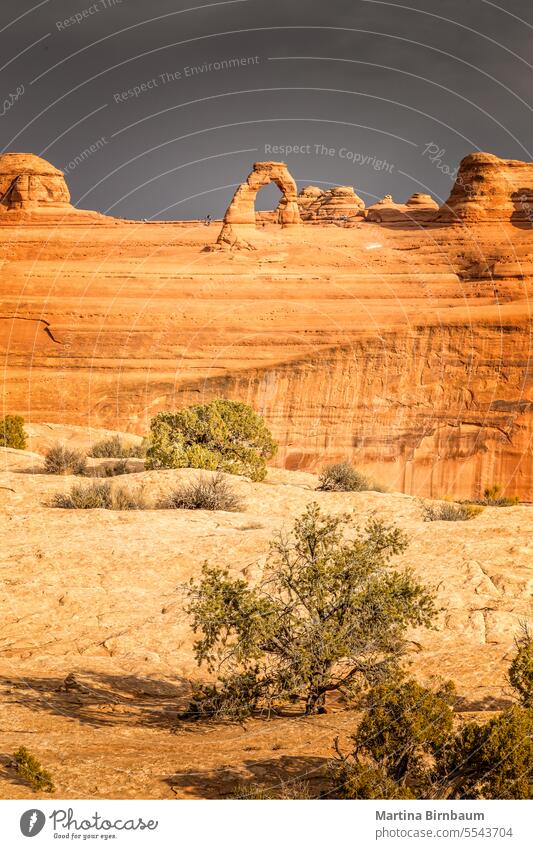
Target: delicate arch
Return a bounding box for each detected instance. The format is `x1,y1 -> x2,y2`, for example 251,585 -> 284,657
223,161 -> 301,226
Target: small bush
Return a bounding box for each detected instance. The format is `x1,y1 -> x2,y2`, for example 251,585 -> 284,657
232,779 -> 313,799
13,746 -> 55,793
52,481 -> 147,510
146,399 -> 277,481
329,678 -> 455,798
102,459 -> 131,477
44,444 -> 87,476
439,705 -> 532,800
508,623 -> 532,708
423,502 -> 483,522
89,434 -> 146,459
318,461 -> 383,492
480,485 -> 520,507
162,473 -> 243,512
0,414 -> 27,449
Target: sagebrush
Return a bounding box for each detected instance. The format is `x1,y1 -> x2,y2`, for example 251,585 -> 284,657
89,434 -> 146,459
52,480 -> 147,510
318,461 -> 384,493
423,502 -> 483,522
44,444 -> 87,476
161,473 -> 243,511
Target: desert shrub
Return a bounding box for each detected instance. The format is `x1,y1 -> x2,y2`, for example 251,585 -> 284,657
162,473 -> 243,512
0,414 -> 27,449
52,481 -> 147,510
186,504 -> 435,718
146,399 -> 277,482
111,485 -> 148,510
508,623 -> 532,708
329,762 -> 415,800
318,461 -> 369,492
329,652 -> 533,800
89,434 -> 146,459
44,444 -> 87,475
13,746 -> 55,793
318,461 -> 384,492
423,502 -> 483,522
103,459 -> 131,477
329,679 -> 455,798
438,705 -> 533,800
232,779 -> 313,799
476,485 -> 520,507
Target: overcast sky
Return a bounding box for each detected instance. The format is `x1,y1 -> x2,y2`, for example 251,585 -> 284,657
1,0 -> 531,218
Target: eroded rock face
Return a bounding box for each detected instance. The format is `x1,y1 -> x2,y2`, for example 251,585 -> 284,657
301,185 -> 365,222
437,152 -> 533,223
0,153 -> 71,211
1,152 -> 532,498
366,193 -> 438,223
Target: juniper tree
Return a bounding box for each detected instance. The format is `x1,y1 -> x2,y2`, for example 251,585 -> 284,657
186,503 -> 435,717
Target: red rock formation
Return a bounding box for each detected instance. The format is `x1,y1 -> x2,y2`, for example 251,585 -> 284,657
0,153 -> 71,212
1,152 -> 532,498
301,185 -> 365,223
437,152 -> 533,222
366,193 -> 438,223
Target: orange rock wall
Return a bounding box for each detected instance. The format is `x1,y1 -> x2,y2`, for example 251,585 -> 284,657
0,153 -> 532,499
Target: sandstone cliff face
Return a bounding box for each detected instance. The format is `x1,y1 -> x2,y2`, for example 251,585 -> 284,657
1,153 -> 531,498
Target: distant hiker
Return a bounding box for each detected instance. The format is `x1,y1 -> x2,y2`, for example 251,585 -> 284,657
204,214 -> 212,226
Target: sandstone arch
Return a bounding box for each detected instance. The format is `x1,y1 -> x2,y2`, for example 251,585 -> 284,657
223,161 -> 301,226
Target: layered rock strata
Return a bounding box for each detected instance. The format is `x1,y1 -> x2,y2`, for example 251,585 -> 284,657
1,152 -> 532,498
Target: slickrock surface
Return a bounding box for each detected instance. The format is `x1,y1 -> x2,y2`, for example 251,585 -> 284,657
0,433 -> 531,798
1,153 -> 532,498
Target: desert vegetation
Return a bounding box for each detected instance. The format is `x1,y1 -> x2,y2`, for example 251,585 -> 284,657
328,651 -> 532,800
317,461 -> 384,493
44,444 -> 87,476
146,399 -> 277,481
423,501 -> 483,521
185,504 -> 435,718
51,480 -> 147,510
476,485 -> 520,507
230,628 -> 532,801
161,473 -> 243,512
88,434 -> 147,459
12,746 -> 55,793
0,414 -> 27,449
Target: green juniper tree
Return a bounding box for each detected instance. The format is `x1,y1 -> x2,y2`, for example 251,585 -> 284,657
146,399 -> 277,481
186,503 -> 435,717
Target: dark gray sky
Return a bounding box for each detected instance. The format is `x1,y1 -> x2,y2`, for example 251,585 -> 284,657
1,0 -> 531,218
